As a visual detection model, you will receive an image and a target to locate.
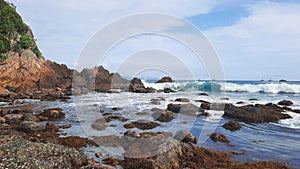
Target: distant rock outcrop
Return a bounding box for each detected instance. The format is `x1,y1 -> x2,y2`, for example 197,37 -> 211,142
155,76 -> 173,83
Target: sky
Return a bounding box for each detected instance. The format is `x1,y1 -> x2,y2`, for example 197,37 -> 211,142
8,0 -> 300,80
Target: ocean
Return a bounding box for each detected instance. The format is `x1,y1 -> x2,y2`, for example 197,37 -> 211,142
38,80 -> 300,168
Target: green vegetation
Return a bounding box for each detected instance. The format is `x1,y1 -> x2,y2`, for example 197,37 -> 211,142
0,0 -> 42,59
0,53 -> 8,62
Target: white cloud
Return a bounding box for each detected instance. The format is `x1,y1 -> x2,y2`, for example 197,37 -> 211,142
205,2 -> 300,80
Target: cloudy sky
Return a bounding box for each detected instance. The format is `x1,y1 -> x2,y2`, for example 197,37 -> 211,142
9,0 -> 300,80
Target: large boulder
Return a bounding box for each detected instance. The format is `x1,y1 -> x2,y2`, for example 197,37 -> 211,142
151,108 -> 174,122
278,100 -> 293,106
167,103 -> 199,116
173,130 -> 197,144
155,76 -> 173,83
223,104 -> 292,123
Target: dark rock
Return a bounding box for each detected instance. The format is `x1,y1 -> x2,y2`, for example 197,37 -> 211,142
105,116 -> 128,122
19,121 -> 45,133
151,108 -> 174,122
150,98 -> 161,105
95,152 -> 103,158
278,100 -> 293,106
59,136 -> 97,149
22,113 -> 39,122
155,77 -> 173,83
200,102 -> 226,111
45,122 -> 60,132
220,98 -> 229,100
222,121 -> 242,132
59,124 -> 72,129
173,130 -> 197,144
292,109 -> 300,114
163,88 -> 174,93
198,93 -> 209,96
167,103 -> 199,116
175,98 -> 189,102
167,104 -> 182,113
236,101 -> 245,104
249,98 -> 258,101
223,104 -> 292,123
124,130 -> 140,138
209,133 -> 230,144
38,108 -> 65,121
129,78 -> 147,93
279,79 -> 288,83
112,107 -> 122,111
124,119 -> 160,130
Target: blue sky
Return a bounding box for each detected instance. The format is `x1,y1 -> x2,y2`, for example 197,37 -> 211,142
8,0 -> 300,80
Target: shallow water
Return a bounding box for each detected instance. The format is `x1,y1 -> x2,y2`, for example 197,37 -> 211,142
35,80 -> 300,168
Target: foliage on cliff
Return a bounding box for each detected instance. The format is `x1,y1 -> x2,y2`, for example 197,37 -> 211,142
0,0 -> 41,60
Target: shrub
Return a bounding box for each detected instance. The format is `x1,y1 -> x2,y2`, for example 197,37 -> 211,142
0,53 -> 8,62
0,33 -> 10,53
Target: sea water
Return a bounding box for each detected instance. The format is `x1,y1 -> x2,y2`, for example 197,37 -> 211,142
41,80 -> 300,168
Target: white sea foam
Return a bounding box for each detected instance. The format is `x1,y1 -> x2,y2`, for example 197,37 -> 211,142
278,112 -> 300,129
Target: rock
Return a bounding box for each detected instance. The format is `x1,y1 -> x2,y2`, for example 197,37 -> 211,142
0,139 -> 87,168
19,121 -> 45,132
173,130 -> 197,144
198,93 -> 209,96
209,133 -> 230,144
236,101 -> 245,104
22,113 -> 39,122
59,124 -> 72,129
220,98 -> 229,100
105,116 -> 128,122
167,103 -> 199,116
124,119 -> 160,130
278,100 -> 293,106
167,103 -> 182,113
223,104 -> 292,123
150,98 -> 161,105
124,130 -> 141,138
81,163 -> 116,169
38,108 -> 65,121
155,76 -> 173,83
136,112 -> 148,116
249,98 -> 258,101
112,107 -> 122,111
292,109 -> 300,114
91,118 -> 108,131
0,117 -> 6,123
4,113 -> 23,122
151,108 -> 174,122
163,88 -> 174,93
222,121 -> 242,132
129,78 -> 147,93
279,79 -> 287,83
175,98 -> 189,102
59,136 -> 97,149
95,152 -> 103,158
200,102 -> 226,111
45,122 -> 60,132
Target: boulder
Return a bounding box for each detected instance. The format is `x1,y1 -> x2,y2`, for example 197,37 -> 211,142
223,104 -> 292,123
173,130 -> 197,144
91,118 -> 108,131
209,133 -> 230,144
167,103 -> 199,116
124,130 -> 141,138
124,119 -> 160,130
19,121 -> 45,132
151,108 -> 174,122
155,77 -> 173,83
222,121 -> 242,132
38,108 -> 65,121
163,88 -> 174,93
128,78 -> 147,93
278,100 -> 293,106
175,98 -> 189,102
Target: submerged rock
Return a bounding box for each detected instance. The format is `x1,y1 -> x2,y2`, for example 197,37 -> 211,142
209,133 -> 230,144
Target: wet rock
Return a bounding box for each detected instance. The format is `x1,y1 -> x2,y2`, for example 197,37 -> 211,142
22,113 -> 39,122
124,130 -> 140,138
151,108 -> 174,122
59,136 -> 97,149
45,122 -> 60,132
236,101 -> 245,104
222,121 -> 242,132
0,139 -> 87,168
150,98 -> 161,105
223,104 -> 292,123
95,152 -> 103,158
197,111 -> 210,117
105,116 -> 129,122
129,78 -> 147,93
19,121 -> 45,133
155,76 -> 173,83
59,124 -> 72,129
249,98 -> 258,101
278,100 -> 293,106
91,118 -> 108,131
135,112 -> 148,116
198,93 -> 209,96
292,109 -> 300,114
167,104 -> 182,113
38,108 -> 65,121
173,130 -> 197,144
279,79 -> 287,83
112,107 -> 122,111
4,113 -> 23,122
220,98 -> 229,100
163,88 -> 174,93
167,103 -> 199,116
124,119 -> 160,130
209,133 -> 230,144
200,102 -> 226,111
175,98 -> 189,102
